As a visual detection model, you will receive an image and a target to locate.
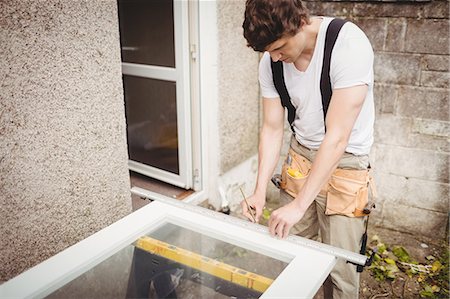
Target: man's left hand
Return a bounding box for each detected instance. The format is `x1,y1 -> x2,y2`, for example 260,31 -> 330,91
268,201 -> 305,239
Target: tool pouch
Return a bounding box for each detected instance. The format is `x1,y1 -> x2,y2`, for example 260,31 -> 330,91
280,149 -> 377,218
327,169 -> 376,217
280,149 -> 312,198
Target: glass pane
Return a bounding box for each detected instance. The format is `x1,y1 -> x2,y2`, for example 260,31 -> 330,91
124,75 -> 179,174
47,223 -> 290,299
146,223 -> 289,280
118,0 -> 175,67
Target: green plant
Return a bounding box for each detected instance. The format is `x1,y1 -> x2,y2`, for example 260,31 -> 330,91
367,235 -> 449,298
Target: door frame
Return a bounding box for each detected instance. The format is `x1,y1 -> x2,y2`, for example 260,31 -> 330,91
122,0 -> 193,189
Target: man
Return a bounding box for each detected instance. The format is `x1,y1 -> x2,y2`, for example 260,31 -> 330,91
241,0 -> 375,298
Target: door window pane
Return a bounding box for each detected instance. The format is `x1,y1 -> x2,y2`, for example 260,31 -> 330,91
124,75 -> 179,174
118,0 -> 175,67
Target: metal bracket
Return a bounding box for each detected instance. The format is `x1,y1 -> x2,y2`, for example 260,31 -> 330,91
271,174 -> 282,189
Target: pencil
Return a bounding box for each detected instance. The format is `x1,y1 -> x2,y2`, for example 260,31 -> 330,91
240,187 -> 256,222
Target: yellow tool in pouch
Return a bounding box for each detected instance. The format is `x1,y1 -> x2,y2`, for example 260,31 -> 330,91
287,167 -> 303,178
280,149 -> 377,218
280,151 -> 311,198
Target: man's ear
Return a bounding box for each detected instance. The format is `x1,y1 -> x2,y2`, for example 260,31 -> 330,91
298,19 -> 307,31
300,18 -> 311,29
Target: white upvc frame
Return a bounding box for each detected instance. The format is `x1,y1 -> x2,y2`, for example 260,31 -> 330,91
197,0 -> 220,205
188,0 -> 203,192
0,188 -> 367,299
124,0 -> 192,189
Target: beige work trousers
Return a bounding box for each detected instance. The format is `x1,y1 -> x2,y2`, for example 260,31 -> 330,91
280,137 -> 369,299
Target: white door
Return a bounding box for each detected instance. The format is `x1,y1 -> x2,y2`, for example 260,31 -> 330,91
118,0 -> 192,189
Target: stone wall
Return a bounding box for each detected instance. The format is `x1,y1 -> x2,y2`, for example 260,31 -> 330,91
305,0 -> 449,237
0,0 -> 132,281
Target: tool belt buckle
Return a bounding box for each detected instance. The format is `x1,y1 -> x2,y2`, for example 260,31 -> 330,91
271,174 -> 282,189
363,201 -> 376,215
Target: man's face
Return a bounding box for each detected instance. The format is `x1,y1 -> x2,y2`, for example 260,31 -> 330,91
265,30 -> 306,63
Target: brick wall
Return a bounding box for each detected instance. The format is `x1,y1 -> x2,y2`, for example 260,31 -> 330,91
305,0 -> 449,238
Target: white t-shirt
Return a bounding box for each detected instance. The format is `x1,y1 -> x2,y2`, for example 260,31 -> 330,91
259,17 -> 374,155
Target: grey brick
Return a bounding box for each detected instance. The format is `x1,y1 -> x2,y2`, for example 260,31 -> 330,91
405,19 -> 450,55
421,71 -> 450,88
309,0 -> 447,19
397,86 -> 449,120
304,1 -> 354,17
381,202 -> 447,238
374,83 -> 398,114
374,115 -> 412,146
373,172 -> 449,212
385,18 -> 407,52
374,114 -> 449,151
423,0 -> 450,19
352,18 -> 387,51
354,3 -> 425,18
405,178 -> 449,212
374,53 -> 421,85
412,118 -> 450,138
369,202 -> 384,227
372,144 -> 449,183
374,91 -> 382,115
372,171 -> 406,204
409,133 -> 450,153
422,55 -> 450,72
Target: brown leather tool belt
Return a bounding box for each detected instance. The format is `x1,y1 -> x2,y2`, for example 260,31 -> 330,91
280,148 -> 377,218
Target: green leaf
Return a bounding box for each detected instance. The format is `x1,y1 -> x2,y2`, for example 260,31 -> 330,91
431,260 -> 442,273
262,208 -> 271,220
405,269 -> 414,278
419,289 -> 434,298
385,263 -> 399,280
420,284 -> 436,298
393,246 -> 410,262
378,243 -> 387,254
371,267 -> 387,282
374,253 -> 382,262
385,258 -> 396,265
431,285 -> 440,292
386,271 -> 396,280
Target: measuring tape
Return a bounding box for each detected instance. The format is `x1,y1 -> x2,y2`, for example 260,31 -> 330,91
131,187 -> 368,266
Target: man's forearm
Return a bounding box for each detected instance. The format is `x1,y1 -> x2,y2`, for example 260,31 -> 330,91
253,126 -> 284,196
293,85 -> 367,213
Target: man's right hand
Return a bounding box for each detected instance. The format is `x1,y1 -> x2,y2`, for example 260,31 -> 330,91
240,193 -> 266,223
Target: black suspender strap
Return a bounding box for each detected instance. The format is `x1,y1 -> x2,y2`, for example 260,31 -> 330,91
320,18 -> 347,127
271,60 -> 296,132
270,18 -> 347,133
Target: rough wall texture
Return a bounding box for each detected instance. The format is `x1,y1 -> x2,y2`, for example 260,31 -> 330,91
217,0 -> 260,174
304,0 -> 449,238
0,0 -> 132,281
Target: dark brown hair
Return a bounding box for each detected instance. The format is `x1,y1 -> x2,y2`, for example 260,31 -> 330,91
243,0 -> 310,52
